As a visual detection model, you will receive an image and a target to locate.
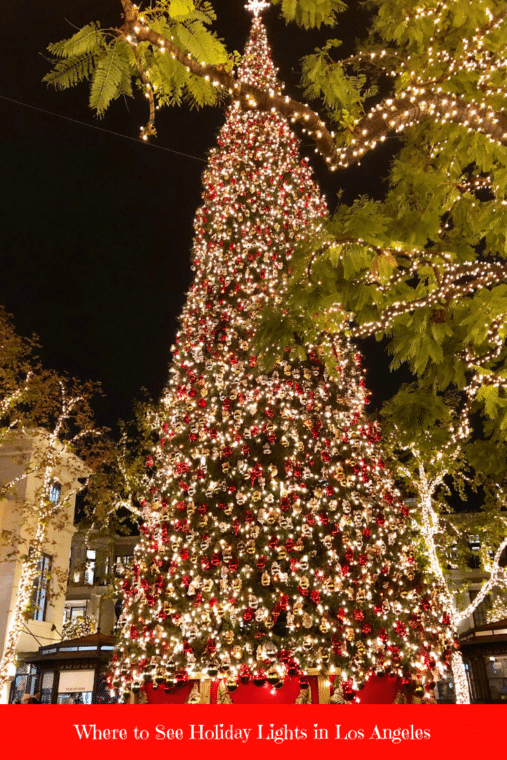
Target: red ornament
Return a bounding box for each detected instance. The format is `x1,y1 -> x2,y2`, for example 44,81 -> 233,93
394,621 -> 407,638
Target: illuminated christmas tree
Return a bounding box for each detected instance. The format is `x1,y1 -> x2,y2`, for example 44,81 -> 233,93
110,4 -> 452,704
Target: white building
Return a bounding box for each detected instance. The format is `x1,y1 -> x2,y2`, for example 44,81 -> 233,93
0,430 -> 89,703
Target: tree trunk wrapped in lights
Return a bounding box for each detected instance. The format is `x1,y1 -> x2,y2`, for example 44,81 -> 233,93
109,11 -> 453,704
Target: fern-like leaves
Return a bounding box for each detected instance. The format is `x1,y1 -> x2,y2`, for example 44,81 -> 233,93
43,21 -> 107,92
47,22 -> 105,58
89,41 -> 133,116
173,22 -> 228,66
43,52 -> 99,90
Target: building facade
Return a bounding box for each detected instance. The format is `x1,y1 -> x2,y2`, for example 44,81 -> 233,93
65,530 -> 137,636
0,431 -> 88,703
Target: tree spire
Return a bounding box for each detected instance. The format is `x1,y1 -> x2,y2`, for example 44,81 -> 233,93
238,12 -> 281,95
245,1 -> 271,18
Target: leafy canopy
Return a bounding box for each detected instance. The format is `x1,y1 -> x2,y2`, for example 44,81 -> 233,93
43,1 -> 507,509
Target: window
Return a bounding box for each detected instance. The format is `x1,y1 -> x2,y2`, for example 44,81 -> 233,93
10,664 -> 39,704
84,550 -> 96,585
468,535 -> 481,569
470,589 -> 489,628
485,656 -> 507,701
115,554 -> 134,565
49,482 -> 61,504
64,603 -> 87,623
31,554 -> 52,621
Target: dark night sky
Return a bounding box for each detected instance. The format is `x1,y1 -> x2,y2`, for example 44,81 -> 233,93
1,1 -> 403,431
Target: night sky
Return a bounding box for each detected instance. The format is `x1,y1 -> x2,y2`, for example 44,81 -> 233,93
1,1 -> 404,431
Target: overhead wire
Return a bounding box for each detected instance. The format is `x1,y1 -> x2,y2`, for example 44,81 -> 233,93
0,93 -> 207,163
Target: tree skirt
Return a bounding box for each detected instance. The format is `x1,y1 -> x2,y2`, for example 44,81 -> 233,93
143,674 -> 403,704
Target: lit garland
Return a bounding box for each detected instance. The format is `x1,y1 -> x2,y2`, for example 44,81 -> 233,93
487,593 -> 507,623
61,615 -> 98,641
110,14 -> 453,704
348,259 -> 507,340
115,2 -> 507,171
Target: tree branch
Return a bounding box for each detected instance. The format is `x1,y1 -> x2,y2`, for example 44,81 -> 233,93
457,536 -> 507,623
340,90 -> 507,167
352,260 -> 507,338
118,2 -> 507,169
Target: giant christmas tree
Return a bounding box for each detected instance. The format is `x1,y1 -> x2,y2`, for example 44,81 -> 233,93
110,3 -> 453,704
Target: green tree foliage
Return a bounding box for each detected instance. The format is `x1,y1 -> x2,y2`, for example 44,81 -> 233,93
271,0 -> 346,28
43,2 -> 230,117
44,1 -> 507,539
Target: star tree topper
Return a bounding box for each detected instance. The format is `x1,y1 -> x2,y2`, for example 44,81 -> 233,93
245,0 -> 270,17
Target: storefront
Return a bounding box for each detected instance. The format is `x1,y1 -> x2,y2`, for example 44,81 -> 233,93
460,618 -> 507,703
11,631 -> 117,704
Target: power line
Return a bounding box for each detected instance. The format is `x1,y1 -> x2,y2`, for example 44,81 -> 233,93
0,93 -> 207,163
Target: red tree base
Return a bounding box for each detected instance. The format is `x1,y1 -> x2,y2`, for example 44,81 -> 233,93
143,674 -> 405,704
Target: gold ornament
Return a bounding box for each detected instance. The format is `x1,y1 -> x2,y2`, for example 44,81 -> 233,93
319,618 -> 331,633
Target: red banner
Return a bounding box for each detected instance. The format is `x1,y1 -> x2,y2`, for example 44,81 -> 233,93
0,704 -> 503,760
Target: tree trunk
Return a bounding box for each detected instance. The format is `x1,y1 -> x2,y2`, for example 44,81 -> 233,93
451,650 -> 470,704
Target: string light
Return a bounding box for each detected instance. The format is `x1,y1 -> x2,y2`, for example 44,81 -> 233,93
0,389 -> 93,695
